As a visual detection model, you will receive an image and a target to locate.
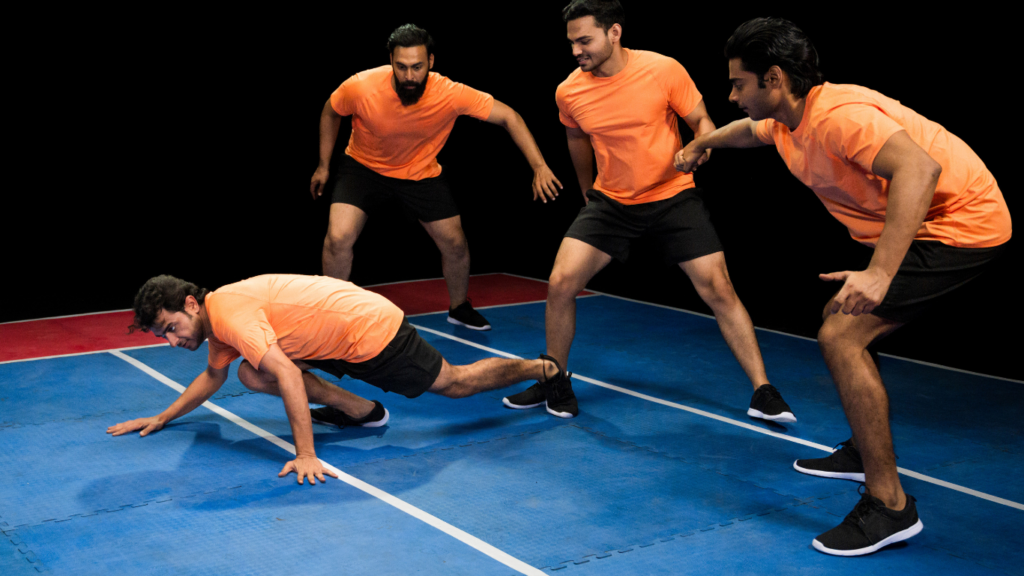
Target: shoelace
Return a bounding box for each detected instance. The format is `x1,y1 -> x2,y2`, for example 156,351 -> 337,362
548,371 -> 574,401
843,486 -> 885,543
758,385 -> 781,401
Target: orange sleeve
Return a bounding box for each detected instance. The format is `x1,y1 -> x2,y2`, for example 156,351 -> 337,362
207,337 -> 240,370
755,119 -> 776,144
818,104 -> 905,173
329,75 -> 359,117
555,87 -> 579,129
215,309 -> 278,370
661,58 -> 702,118
450,82 -> 495,120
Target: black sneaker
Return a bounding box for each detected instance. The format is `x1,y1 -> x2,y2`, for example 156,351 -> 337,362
310,401 -> 389,428
747,384 -> 796,423
448,300 -> 491,331
794,439 -> 865,482
538,355 -> 578,419
503,355 -> 578,418
503,383 -> 546,410
813,490 -> 923,556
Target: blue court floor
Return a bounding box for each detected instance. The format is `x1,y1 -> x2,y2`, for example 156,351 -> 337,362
1,294 -> 1021,575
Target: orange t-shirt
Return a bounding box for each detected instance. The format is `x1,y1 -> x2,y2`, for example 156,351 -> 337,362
330,66 -> 495,181
555,49 -> 703,205
756,83 -> 1011,248
204,275 -> 404,370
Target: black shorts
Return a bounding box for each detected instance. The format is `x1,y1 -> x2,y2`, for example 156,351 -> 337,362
870,240 -> 1009,323
328,154 -> 460,223
304,318 -> 443,399
564,189 -> 724,264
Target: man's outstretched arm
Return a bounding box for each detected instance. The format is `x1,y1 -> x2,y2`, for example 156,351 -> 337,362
675,118 -> 766,172
107,364 -> 229,437
258,344 -> 339,485
485,100 -> 563,203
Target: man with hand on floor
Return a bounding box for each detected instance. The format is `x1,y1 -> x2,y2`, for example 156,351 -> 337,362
108,274 -> 566,485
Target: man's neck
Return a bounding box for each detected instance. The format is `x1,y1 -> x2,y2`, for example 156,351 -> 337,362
198,304 -> 213,338
774,92 -> 807,131
592,45 -> 629,78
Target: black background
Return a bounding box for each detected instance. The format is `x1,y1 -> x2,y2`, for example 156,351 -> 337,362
5,4 -> 1018,379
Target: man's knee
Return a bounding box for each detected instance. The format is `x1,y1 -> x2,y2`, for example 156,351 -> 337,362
548,267 -> 584,300
324,229 -> 358,255
237,360 -> 261,390
434,231 -> 469,259
818,319 -> 858,359
695,268 -> 737,308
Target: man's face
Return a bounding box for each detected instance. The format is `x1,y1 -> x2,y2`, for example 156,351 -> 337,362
567,16 -> 614,72
150,297 -> 206,351
728,58 -> 776,121
390,45 -> 433,106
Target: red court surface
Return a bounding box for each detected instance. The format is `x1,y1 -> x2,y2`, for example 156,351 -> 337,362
0,274 -> 578,362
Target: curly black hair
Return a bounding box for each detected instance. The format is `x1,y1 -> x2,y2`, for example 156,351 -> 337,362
129,275 -> 209,333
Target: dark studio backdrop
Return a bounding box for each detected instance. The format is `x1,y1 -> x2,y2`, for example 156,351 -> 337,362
5,3 -> 1019,380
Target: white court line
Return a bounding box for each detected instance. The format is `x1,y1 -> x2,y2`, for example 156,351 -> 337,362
411,324 -> 1024,512
0,343 -> 169,366
500,273 -> 1024,385
108,350 -> 545,576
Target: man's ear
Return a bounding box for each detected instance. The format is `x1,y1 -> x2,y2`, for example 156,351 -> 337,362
764,65 -> 784,89
184,295 -> 199,314
608,23 -> 622,45
428,53 -> 435,70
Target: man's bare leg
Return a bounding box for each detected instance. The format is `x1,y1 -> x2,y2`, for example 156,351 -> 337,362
545,238 -> 614,367
421,216 -> 471,308
429,357 -> 559,398
679,252 -> 769,389
323,203 -> 369,280
817,308 -> 905,510
238,360 -> 375,419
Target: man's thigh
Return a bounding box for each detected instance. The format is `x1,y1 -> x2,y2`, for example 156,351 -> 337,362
327,203 -> 369,241
305,319 -> 443,399
652,190 -> 725,266
869,240 -> 1008,323
563,190 -> 644,263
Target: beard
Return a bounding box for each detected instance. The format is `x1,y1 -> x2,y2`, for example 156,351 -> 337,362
397,75 -> 428,106
185,311 -> 207,350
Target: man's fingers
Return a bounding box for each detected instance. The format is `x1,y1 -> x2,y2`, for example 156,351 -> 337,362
324,468 -> 339,479
278,462 -> 293,478
819,271 -> 850,282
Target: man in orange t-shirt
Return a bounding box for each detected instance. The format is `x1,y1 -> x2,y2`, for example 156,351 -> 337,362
309,24 -> 563,332
678,18 -> 1011,556
503,1 -> 795,426
108,274 -> 567,486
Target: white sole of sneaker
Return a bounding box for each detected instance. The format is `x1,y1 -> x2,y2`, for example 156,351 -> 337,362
502,397 -> 545,409
812,519 -> 923,556
747,408 -> 797,423
545,401 -> 576,419
311,407 -> 390,428
363,407 -> 390,428
447,316 -> 491,331
792,460 -> 866,482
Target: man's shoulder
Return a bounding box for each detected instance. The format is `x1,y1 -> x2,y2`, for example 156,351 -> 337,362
555,68 -> 585,101
341,66 -> 392,97
810,83 -> 894,118
630,49 -> 682,73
